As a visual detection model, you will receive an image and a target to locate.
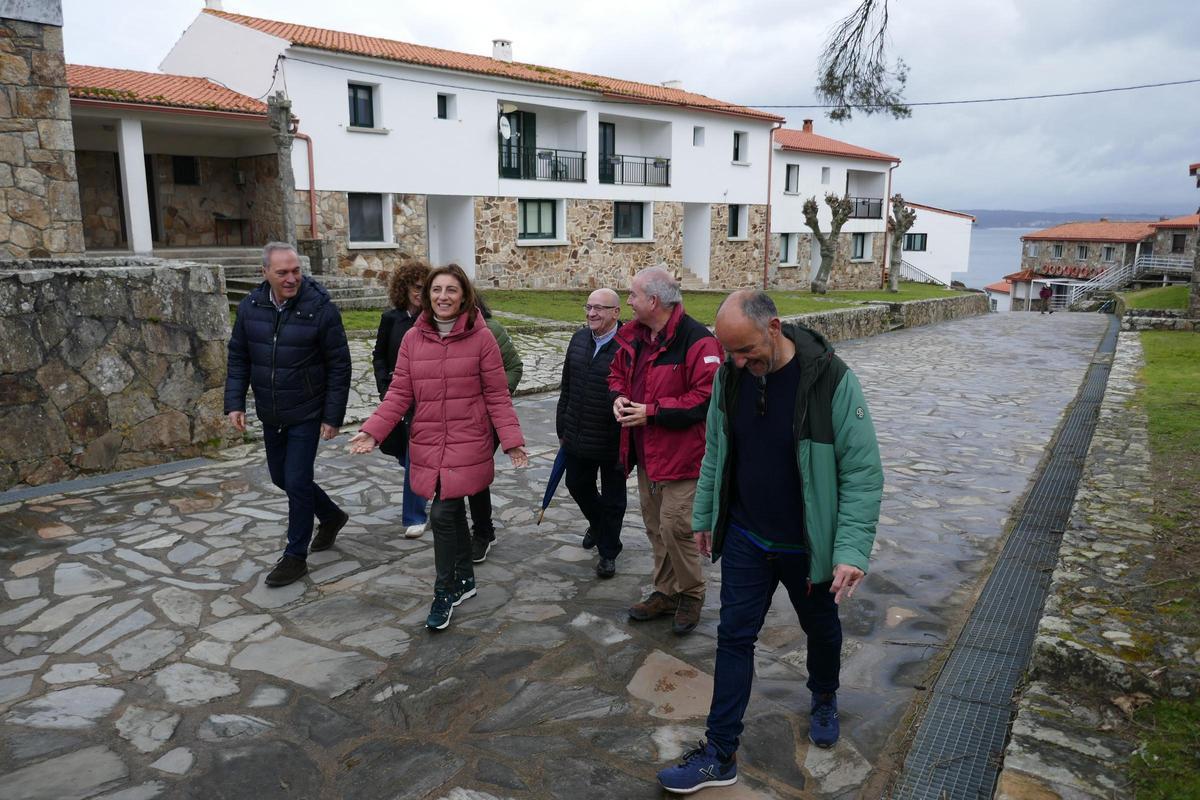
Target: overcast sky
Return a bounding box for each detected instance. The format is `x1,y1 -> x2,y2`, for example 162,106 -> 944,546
61,0 -> 1200,214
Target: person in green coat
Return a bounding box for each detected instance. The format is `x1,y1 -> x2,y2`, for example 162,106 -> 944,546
657,289 -> 882,795
467,296 -> 523,562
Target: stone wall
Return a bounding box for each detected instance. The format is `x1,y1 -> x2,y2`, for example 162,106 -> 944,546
1020,239 -> 1137,276
306,190 -> 424,285
779,292 -> 987,343
1121,308 -> 1197,332
475,197 -> 684,289
768,231 -> 883,291
1152,225 -> 1197,259
708,204 -> 766,288
240,153 -> 286,243
0,259 -> 232,490
0,16 -> 85,259
896,292 -> 989,327
151,154 -> 246,247
76,149 -> 123,250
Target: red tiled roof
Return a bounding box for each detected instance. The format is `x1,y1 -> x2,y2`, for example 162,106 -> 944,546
984,280 -> 1011,293
67,64 -> 267,115
203,9 -> 782,123
1150,213 -> 1200,229
773,127 -> 899,163
1003,269 -> 1037,282
1021,221 -> 1154,243
904,201 -> 975,221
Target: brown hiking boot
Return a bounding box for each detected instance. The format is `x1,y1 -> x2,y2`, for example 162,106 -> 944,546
628,591 -> 679,621
672,595 -> 703,635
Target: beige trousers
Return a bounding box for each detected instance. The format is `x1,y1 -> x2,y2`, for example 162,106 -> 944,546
637,469 -> 705,600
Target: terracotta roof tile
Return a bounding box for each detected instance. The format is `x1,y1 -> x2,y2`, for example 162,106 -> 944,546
904,201 -> 974,221
1149,213 -> 1200,229
1003,269 -> 1038,282
984,280 -> 1011,293
67,64 -> 267,115
203,9 -> 782,123
1021,220 -> 1154,243
773,127 -> 899,163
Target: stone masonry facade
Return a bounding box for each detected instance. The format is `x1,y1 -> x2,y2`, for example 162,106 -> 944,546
770,231 -> 885,291
0,260 -> 233,490
707,204 -> 766,288
1020,239 -> 1139,276
1152,224 -> 1197,260
0,16 -> 84,259
302,190 -> 427,285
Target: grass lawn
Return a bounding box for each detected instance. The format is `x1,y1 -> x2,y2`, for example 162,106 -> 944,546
1128,330 -> 1200,799
1121,285 -> 1190,310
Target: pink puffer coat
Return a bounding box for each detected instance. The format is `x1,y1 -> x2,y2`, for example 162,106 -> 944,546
360,310 -> 524,500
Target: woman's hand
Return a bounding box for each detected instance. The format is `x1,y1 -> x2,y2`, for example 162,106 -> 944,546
506,446 -> 529,468
347,431 -> 378,454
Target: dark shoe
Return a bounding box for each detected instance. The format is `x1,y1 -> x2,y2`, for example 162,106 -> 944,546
581,527 -> 596,550
596,557 -> 616,579
310,509 -> 349,552
452,575 -> 477,607
471,537 -> 493,563
672,594 -> 703,635
426,592 -> 454,630
628,591 -> 678,621
809,692 -> 840,748
657,740 -> 737,793
265,554 -> 307,587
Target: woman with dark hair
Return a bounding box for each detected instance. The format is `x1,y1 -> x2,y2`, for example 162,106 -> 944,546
466,296 -> 523,562
371,261 -> 432,538
350,264 -> 527,630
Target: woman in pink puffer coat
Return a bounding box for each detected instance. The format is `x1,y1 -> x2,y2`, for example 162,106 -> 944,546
350,264 -> 527,630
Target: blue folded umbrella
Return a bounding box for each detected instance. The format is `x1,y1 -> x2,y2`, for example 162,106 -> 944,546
537,447 -> 568,524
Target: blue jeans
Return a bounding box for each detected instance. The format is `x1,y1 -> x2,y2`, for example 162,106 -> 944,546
400,449 -> 428,526
262,419 -> 342,560
705,527 -> 841,757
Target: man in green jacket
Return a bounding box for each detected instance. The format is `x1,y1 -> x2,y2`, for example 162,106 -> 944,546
657,290 -> 882,795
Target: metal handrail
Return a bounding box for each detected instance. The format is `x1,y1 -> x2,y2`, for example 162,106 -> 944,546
1067,254 -> 1194,305
497,145 -> 586,182
899,259 -> 949,286
848,197 -> 884,219
600,154 -> 670,186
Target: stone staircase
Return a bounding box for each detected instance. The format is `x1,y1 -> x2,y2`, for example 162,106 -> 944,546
154,247 -> 389,310
674,264 -> 707,290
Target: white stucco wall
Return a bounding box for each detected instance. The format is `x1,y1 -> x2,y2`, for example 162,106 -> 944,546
900,204 -> 974,287
984,288 -> 1011,312
159,12 -> 289,99
770,149 -> 894,236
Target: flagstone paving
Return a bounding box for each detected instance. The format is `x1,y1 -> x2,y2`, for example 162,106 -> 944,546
0,312 -> 1107,799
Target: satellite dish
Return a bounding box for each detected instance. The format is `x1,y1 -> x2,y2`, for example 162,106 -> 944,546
498,116 -> 511,141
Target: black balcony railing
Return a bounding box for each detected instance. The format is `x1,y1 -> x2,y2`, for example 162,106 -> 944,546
847,197 -> 884,219
599,154 -> 670,187
498,145 -> 586,182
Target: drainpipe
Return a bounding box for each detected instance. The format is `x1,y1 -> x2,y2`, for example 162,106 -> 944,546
763,122 -> 783,290
289,119 -> 319,240
881,162 -> 897,289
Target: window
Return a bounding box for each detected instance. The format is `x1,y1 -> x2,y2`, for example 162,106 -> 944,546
1052,244 -> 1063,259
1076,244 -> 1088,260
851,232 -> 869,260
693,126 -> 705,146
780,233 -> 798,264
614,202 -> 645,239
1026,243 -> 1039,258
903,233 -> 927,252
519,199 -> 556,240
437,93 -> 456,119
821,166 -> 830,185
1172,233 -> 1187,253
172,156 -> 199,185
727,204 -> 745,238
732,131 -> 747,163
1102,245 -> 1115,261
784,164 -> 799,193
348,84 -> 374,128
348,193 -> 387,243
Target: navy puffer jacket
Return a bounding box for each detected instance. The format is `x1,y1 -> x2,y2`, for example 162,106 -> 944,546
224,278 -> 352,428
556,323 -> 622,463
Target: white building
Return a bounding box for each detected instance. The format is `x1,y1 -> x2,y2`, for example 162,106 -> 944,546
769,121 -> 900,290
984,279 -> 1011,312
160,7 -> 783,288
898,201 -> 975,287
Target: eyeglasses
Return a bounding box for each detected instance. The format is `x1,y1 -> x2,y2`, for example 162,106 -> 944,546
583,304 -> 618,312
756,376 -> 767,417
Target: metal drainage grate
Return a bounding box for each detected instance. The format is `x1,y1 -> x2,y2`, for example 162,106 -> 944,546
892,315 -> 1119,800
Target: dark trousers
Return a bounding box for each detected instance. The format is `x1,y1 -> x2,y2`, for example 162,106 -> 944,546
563,451 -> 627,560
263,419 -> 342,560
467,435 -> 500,542
705,527 -> 841,757
430,490 -> 473,596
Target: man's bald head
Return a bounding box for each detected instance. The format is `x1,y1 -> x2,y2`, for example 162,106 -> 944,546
716,289 -> 778,332
715,290 -> 788,377
585,287 -> 621,335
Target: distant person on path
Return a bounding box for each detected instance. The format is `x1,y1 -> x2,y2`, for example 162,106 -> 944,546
225,242 -> 352,588
466,296 -> 523,563
372,261 -> 432,539
609,266 -> 722,634
656,290 -> 883,794
557,288 -> 625,579
1039,283 -> 1053,314
349,265 -> 527,631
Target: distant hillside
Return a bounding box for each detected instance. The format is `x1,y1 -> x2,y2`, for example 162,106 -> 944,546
963,209 -> 1180,229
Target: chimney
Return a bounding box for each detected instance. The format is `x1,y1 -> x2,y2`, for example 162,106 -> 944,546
802,119 -> 813,133
492,39 -> 513,63
661,80 -> 683,90
205,0 -> 224,9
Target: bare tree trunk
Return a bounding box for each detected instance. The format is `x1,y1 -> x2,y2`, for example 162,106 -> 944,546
811,234 -> 836,294
1190,230 -> 1200,319
803,194 -> 853,295
887,195 -> 916,293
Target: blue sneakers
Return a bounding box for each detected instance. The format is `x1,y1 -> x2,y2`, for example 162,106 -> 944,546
809,692 -> 839,748
657,741 -> 737,794
426,592 -> 454,630
452,576 -> 477,607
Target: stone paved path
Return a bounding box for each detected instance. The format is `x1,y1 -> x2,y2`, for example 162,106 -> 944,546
0,312 -> 1107,800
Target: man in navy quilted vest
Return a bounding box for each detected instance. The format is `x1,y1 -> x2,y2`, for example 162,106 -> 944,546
225,242 -> 352,588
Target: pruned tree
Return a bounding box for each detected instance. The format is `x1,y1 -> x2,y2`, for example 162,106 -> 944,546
815,0 -> 911,122
888,194 -> 917,292
803,193 -> 854,294
1190,221 -> 1199,319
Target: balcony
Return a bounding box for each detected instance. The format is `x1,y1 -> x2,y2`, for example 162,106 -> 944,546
600,154 -> 670,187
847,197 -> 884,219
498,145 -> 586,183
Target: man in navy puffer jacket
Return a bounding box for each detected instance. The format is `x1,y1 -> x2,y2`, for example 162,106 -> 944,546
225,242 -> 352,587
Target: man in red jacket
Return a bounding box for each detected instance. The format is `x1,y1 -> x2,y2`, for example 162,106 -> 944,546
609,266 -> 723,634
